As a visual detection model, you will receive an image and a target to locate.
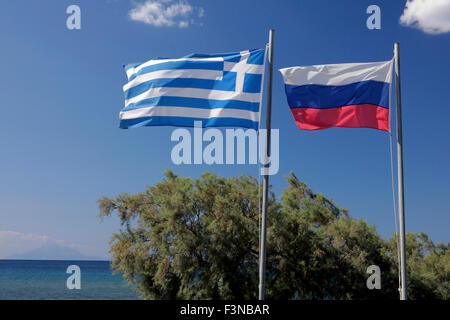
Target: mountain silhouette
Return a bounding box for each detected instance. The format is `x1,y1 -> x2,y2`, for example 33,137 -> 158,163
4,244 -> 104,260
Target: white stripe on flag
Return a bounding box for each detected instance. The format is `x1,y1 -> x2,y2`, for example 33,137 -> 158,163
280,60 -> 393,86
223,62 -> 264,74
120,106 -> 259,121
123,69 -> 224,92
126,57 -> 224,80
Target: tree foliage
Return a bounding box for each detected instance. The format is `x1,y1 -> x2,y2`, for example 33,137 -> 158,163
98,170 -> 448,300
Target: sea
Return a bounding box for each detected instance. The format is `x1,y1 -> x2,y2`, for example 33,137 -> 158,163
0,260 -> 139,300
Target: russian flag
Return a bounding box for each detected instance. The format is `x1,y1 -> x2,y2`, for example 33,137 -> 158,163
280,60 -> 393,131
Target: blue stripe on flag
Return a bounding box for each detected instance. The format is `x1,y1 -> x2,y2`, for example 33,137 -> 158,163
122,96 -> 260,112
184,52 -> 240,59
128,60 -> 224,81
119,116 -> 258,130
285,80 -> 390,109
183,49 -> 265,64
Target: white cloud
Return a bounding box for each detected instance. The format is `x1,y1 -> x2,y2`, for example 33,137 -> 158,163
0,230 -> 94,259
129,0 -> 204,28
400,0 -> 450,34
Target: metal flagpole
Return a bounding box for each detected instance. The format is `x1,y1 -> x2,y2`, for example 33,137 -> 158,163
394,42 -> 407,300
258,29 -> 274,300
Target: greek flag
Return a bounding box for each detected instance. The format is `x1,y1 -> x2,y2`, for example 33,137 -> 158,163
120,48 -> 267,130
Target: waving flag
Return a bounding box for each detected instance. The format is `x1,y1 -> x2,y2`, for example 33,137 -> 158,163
120,49 -> 266,130
280,60 -> 393,131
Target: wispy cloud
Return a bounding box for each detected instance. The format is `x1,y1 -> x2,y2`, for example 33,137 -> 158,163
0,230 -> 95,259
400,0 -> 450,34
129,0 -> 204,28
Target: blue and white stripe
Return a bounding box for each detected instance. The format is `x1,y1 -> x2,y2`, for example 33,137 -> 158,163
120,48 -> 266,130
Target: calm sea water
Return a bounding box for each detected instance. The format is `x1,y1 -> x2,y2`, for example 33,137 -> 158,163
0,260 -> 139,300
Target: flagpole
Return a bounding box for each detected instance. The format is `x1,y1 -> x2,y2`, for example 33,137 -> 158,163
394,42 -> 407,300
258,29 -> 274,300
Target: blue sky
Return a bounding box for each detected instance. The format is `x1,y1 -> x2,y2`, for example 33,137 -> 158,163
0,0 -> 448,259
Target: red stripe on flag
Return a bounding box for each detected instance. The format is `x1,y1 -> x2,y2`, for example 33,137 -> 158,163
290,104 -> 389,131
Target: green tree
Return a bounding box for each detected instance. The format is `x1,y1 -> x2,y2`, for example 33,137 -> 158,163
98,170 -> 448,300
387,232 -> 449,299
98,170 -> 269,299
266,173 -> 398,299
